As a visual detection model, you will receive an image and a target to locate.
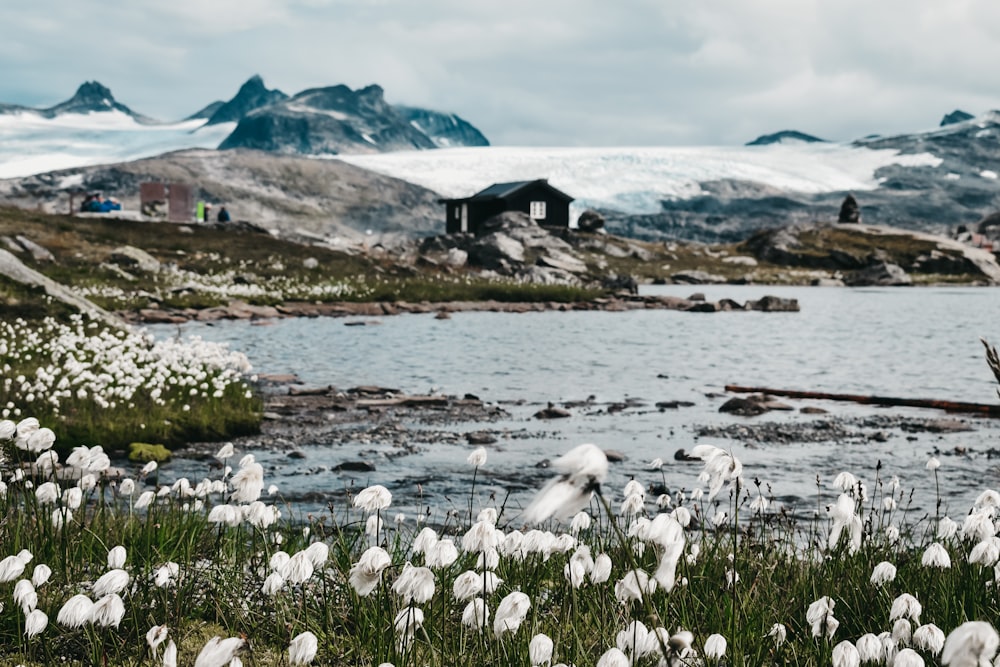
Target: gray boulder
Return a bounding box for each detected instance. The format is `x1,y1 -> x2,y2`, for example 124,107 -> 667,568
672,270 -> 726,284
15,236 -> 54,262
110,245 -> 160,273
469,233 -> 525,270
845,260 -> 912,286
577,209 -> 606,232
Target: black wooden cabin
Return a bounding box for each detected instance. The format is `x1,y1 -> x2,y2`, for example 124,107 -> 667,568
441,179 -> 574,235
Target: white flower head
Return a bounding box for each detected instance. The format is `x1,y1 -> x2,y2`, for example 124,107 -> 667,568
871,561 -> 897,586
288,631 -> 319,665
467,447 -> 487,467
522,443 -> 609,524
941,621 -> 999,667
529,633 -> 554,666
493,591 -> 531,637
354,485 -> 392,512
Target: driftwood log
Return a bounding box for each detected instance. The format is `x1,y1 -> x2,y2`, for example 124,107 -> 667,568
725,384 -> 1000,417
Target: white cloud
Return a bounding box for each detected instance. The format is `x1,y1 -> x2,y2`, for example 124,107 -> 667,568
2,0 -> 1000,145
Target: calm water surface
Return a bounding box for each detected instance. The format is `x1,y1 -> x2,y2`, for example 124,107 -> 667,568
146,286 -> 1000,523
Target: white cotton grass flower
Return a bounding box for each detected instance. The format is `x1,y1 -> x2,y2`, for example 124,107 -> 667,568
477,507 -> 499,525
468,447 -> 487,467
25,608 -> 47,638
941,620 -> 1000,667
913,623 -> 946,656
304,542 -> 329,568
927,456 -> 941,471
57,594 -> 95,628
831,640 -> 861,667
349,546 -> 392,597
462,598 -> 490,629
596,647 -> 630,667
856,633 -> 883,663
893,618 -> 913,646
0,419 -> 14,440
412,527 -> 439,555
690,444 -> 742,501
591,553 -> 613,584
141,461 -> 158,476
0,554 -> 26,582
393,607 -> 424,648
135,490 -> 156,509
354,484 -> 392,511
147,625 -> 169,655
194,636 -> 245,667
35,482 -> 58,505
107,545 -> 127,569
215,443 -> 235,461
493,591 -> 531,637
871,561 -> 898,586
365,514 -> 383,537
923,542 -> 952,568
163,640 -> 178,667
391,563 -> 435,604
806,596 -> 839,639
894,647 -> 925,667
229,456 -> 264,503
288,631 -> 319,665
118,478 -> 135,496
828,493 -> 863,553
521,443 -> 609,524
262,572 -> 285,595
890,593 -> 922,624
529,633 -> 554,667
280,552 -> 315,585
463,519 -> 502,553
936,516 -> 958,541
570,511 -> 592,533
768,623 -> 787,647
14,579 -> 37,613
31,564 -> 51,587
425,539 -> 459,568
614,569 -> 656,604
92,593 -> 126,628
704,634 -> 727,660
969,537 -> 1000,566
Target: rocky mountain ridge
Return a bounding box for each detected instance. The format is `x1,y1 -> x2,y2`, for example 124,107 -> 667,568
0,77 -> 489,155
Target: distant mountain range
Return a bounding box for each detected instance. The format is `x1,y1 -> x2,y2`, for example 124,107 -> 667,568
0,76 -> 489,156
3,78 -> 1000,245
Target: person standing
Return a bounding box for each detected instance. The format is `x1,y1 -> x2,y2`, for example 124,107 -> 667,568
217,206 -> 231,223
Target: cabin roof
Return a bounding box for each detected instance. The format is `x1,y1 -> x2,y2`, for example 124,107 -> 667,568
441,179 -> 574,203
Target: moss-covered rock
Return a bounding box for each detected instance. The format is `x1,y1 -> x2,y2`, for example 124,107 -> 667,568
128,442 -> 172,463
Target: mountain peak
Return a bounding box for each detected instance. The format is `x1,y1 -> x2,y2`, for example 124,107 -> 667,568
746,130 -> 826,146
206,75 -> 287,125
940,109 -> 975,127
45,80 -> 145,120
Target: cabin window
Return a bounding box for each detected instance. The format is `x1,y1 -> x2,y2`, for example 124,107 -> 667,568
453,207 -> 461,220
529,201 -> 547,220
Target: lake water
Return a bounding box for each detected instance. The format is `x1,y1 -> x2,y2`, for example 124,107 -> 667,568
145,285 -> 1000,525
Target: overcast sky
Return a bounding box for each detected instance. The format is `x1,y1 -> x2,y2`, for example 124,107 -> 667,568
3,0 -> 1000,147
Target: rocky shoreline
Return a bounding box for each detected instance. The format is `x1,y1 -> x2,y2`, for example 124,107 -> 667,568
124,293 -> 800,324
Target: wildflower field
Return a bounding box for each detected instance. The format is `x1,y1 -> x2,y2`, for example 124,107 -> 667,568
0,412 -> 1000,667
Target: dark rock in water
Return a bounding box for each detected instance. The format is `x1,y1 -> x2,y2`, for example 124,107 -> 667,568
287,450 -> 307,459
534,404 -> 571,419
838,193 -> 861,223
674,448 -> 699,461
719,397 -> 769,416
656,400 -> 696,409
688,292 -> 706,301
747,296 -> 800,312
333,461 -> 376,472
685,301 -> 718,313
800,406 -> 829,414
577,209 -> 606,232
466,431 -> 497,445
